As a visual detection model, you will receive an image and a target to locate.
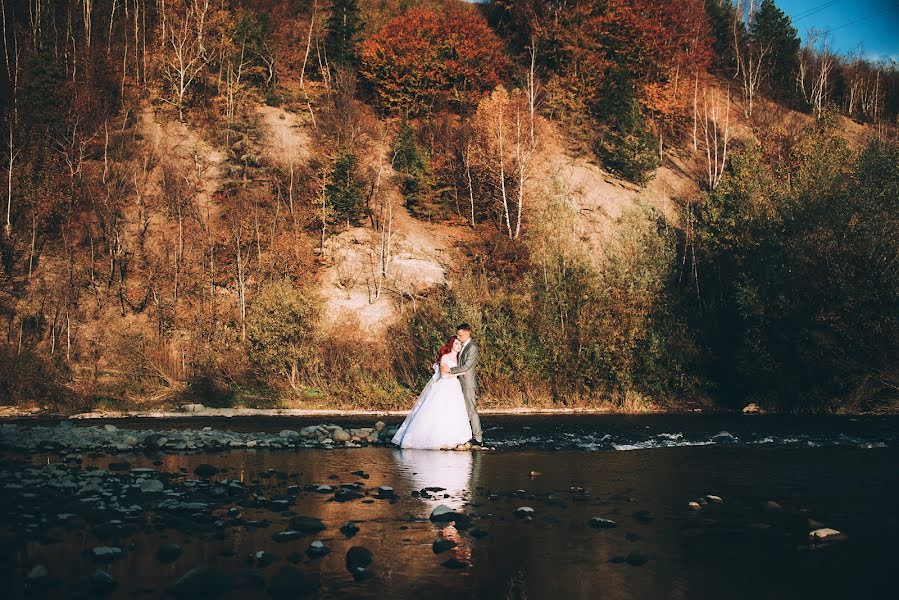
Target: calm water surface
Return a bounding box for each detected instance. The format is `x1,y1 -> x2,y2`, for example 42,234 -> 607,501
3,416 -> 899,599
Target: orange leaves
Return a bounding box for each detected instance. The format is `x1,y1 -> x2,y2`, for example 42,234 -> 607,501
359,6 -> 507,117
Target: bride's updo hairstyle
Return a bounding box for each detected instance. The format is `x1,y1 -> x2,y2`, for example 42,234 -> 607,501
436,335 -> 458,364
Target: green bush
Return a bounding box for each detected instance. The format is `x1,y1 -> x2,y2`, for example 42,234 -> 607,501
391,121 -> 438,218
246,281 -> 321,391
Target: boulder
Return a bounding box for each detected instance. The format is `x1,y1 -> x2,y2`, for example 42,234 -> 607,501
340,521 -> 360,537
742,403 -> 765,414
331,429 -> 351,443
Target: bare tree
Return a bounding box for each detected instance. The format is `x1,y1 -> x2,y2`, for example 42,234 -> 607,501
699,84 -> 732,190
2,0 -> 20,237
732,0 -> 769,118
162,0 -> 211,121
797,29 -> 835,117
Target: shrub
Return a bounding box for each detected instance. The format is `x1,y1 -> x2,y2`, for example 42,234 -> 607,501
246,281 -> 321,391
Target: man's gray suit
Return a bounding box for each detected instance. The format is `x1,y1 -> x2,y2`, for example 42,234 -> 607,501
451,340 -> 482,442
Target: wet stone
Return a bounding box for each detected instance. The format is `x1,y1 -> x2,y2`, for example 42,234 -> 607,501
306,541 -> 330,558
156,543 -> 182,563
442,558 -> 468,570
433,538 -> 458,554
589,517 -> 618,529
340,521 -> 360,537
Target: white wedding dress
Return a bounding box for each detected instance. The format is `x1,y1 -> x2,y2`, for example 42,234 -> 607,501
391,354 -> 473,449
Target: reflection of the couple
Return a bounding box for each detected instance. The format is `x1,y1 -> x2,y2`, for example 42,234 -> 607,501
391,448 -> 476,513
391,449 -> 480,567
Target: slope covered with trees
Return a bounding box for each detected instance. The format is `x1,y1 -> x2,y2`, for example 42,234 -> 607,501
0,0 -> 897,414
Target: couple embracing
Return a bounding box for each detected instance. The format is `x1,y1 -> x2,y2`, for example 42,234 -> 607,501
391,323 -> 484,450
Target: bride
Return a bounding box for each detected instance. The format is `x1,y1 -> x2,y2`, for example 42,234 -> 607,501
391,336 -> 473,449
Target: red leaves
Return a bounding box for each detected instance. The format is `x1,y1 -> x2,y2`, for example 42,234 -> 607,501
360,6 -> 507,117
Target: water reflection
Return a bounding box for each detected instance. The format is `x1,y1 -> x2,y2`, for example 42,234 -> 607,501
391,449 -> 474,513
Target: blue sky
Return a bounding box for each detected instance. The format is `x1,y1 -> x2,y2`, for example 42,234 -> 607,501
464,1 -> 898,62
775,0 -> 899,61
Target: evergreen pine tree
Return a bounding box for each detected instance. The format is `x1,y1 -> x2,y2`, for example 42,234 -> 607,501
750,0 -> 801,102
325,0 -> 363,66
326,153 -> 367,226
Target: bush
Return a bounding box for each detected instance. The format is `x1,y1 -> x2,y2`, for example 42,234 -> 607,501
246,281 -> 321,391
391,121 -> 438,218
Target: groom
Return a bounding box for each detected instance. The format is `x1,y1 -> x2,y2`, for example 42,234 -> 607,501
450,323 -> 483,447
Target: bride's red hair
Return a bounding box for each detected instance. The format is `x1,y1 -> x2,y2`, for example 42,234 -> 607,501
436,335 -> 457,364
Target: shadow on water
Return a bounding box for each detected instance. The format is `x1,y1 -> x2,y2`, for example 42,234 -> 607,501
4,443 -> 899,599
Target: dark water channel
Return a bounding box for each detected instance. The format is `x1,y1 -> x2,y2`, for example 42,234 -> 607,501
2,416 -> 898,599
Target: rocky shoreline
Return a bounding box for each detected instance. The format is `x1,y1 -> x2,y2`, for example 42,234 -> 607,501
0,420 -> 405,455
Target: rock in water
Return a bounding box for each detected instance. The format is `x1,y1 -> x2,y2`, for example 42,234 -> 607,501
156,544 -> 182,563
273,531 -> 304,543
306,541 -> 330,558
167,567 -> 231,599
26,565 -> 48,581
289,516 -> 325,534
809,527 -> 843,540
433,538 -> 458,554
705,494 -> 724,504
91,546 -> 123,562
430,505 -> 458,522
140,479 -> 165,493
626,551 -> 649,566
441,558 -> 468,570
331,429 -> 351,442
90,569 -> 118,593
515,506 -> 535,519
346,546 -> 373,572
268,566 -> 320,598
193,464 -> 218,478
340,521 -> 360,537
588,517 -> 618,529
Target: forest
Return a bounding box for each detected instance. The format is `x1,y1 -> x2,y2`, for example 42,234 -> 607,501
0,0 -> 897,414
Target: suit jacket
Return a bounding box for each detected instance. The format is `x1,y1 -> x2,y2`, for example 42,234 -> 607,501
451,340 -> 479,393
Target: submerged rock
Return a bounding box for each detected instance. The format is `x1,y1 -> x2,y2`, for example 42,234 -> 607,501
156,543 -> 182,563
193,464 -> 218,478
433,538 -> 458,554
90,568 -> 118,593
441,558 -> 468,570
167,566 -> 231,599
289,516 -> 325,534
340,521 -> 360,537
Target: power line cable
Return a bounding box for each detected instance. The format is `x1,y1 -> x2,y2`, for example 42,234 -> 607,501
792,0 -> 841,22
823,6 -> 894,34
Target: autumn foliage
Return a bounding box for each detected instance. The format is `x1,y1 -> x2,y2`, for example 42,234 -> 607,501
360,6 -> 507,116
